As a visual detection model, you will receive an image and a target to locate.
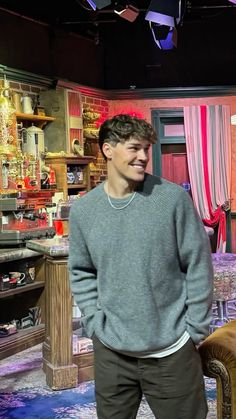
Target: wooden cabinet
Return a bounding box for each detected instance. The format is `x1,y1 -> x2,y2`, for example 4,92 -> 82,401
45,155 -> 94,200
0,251 -> 45,360
39,88 -> 83,154
66,90 -> 83,154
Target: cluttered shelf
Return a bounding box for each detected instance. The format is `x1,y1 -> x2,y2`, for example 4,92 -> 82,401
45,155 -> 95,200
0,281 -> 45,299
0,324 -> 45,360
0,250 -> 45,360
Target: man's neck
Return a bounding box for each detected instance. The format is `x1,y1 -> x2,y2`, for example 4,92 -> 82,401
104,179 -> 137,199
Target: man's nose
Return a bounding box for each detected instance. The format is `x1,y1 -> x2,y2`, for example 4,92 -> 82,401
137,149 -> 149,160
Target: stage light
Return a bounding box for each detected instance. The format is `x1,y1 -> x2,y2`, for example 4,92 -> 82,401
114,3 -> 139,22
86,0 -> 111,10
228,0 -> 236,3
145,0 -> 182,27
150,22 -> 177,50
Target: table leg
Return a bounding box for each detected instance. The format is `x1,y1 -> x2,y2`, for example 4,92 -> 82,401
42,257 -> 78,390
210,300 -> 230,333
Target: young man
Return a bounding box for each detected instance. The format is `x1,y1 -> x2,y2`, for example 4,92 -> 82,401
68,114 -> 213,419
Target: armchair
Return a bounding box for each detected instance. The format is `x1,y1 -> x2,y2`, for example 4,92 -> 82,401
198,320 -> 236,419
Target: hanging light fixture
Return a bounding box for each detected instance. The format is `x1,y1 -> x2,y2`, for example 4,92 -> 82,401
145,0 -> 182,27
150,22 -> 177,50
146,0 -> 185,50
114,3 -> 139,22
85,0 -> 111,10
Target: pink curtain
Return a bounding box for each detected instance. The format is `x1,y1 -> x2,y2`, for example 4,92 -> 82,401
184,105 -> 231,252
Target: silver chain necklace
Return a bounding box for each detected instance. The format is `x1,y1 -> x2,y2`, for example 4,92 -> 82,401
107,188 -> 137,210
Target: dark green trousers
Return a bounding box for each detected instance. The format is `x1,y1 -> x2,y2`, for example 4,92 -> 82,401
92,336 -> 208,419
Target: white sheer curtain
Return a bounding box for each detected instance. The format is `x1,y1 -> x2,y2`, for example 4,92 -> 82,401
184,105 -> 231,252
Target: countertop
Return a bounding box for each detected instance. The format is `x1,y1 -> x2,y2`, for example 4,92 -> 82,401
0,247 -> 41,263
26,236 -> 69,257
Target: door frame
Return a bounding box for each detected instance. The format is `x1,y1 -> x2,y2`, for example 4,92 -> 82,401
151,109 -> 185,177
151,109 -> 232,252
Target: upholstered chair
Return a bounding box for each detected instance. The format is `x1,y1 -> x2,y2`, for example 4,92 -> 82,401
199,320 -> 236,419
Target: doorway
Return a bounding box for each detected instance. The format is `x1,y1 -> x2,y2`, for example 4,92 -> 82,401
152,109 -> 190,188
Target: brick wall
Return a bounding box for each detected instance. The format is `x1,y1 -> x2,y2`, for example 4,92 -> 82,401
8,80 -> 43,110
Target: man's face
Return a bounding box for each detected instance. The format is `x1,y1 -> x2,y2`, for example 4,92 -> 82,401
105,138 -> 151,183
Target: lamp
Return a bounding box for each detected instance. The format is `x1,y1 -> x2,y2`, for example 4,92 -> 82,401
150,22 -> 177,50
114,3 -> 139,22
85,0 -> 111,10
145,0 -> 182,27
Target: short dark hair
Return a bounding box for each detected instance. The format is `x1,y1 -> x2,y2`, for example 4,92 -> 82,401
98,114 -> 157,159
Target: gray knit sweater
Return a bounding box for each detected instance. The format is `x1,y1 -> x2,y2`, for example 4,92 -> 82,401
68,174 -> 213,355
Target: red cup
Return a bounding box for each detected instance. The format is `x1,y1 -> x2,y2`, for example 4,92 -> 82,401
53,220 -> 64,236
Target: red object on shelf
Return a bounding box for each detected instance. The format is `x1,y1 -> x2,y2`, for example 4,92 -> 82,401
53,220 -> 63,235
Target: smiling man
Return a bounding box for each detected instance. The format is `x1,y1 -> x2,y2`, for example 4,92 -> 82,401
68,114 -> 213,419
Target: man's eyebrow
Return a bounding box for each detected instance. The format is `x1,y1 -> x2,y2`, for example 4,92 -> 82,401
127,141 -> 148,145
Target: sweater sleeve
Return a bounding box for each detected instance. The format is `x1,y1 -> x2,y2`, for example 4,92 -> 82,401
175,192 -> 214,344
68,203 -> 98,337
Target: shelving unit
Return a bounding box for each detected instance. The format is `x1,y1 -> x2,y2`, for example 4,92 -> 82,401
0,324 -> 44,360
45,155 -> 94,200
0,253 -> 45,360
0,281 -> 45,299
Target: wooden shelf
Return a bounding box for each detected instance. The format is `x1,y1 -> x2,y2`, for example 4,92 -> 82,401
0,255 -> 45,360
0,281 -> 45,299
0,324 -> 44,360
45,156 -> 95,165
16,113 -> 55,122
16,113 -> 55,129
67,183 -> 87,189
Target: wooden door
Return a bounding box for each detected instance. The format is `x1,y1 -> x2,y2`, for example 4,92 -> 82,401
161,144 -> 190,186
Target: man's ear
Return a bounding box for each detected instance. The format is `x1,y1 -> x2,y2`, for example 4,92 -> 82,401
102,142 -> 113,160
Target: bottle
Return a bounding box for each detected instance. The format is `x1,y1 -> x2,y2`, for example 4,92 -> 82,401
48,165 -> 57,188
2,160 -> 9,189
77,166 -> 84,184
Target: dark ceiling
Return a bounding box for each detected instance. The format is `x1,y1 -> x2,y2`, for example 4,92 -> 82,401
0,0 -> 236,89
0,0 -> 235,41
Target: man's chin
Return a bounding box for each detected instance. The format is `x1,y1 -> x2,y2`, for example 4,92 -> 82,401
132,173 -> 145,182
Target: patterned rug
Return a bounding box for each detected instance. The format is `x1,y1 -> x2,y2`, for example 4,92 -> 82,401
0,344 -> 217,418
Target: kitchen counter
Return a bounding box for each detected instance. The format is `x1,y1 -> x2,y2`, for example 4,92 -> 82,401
26,236 -> 69,257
